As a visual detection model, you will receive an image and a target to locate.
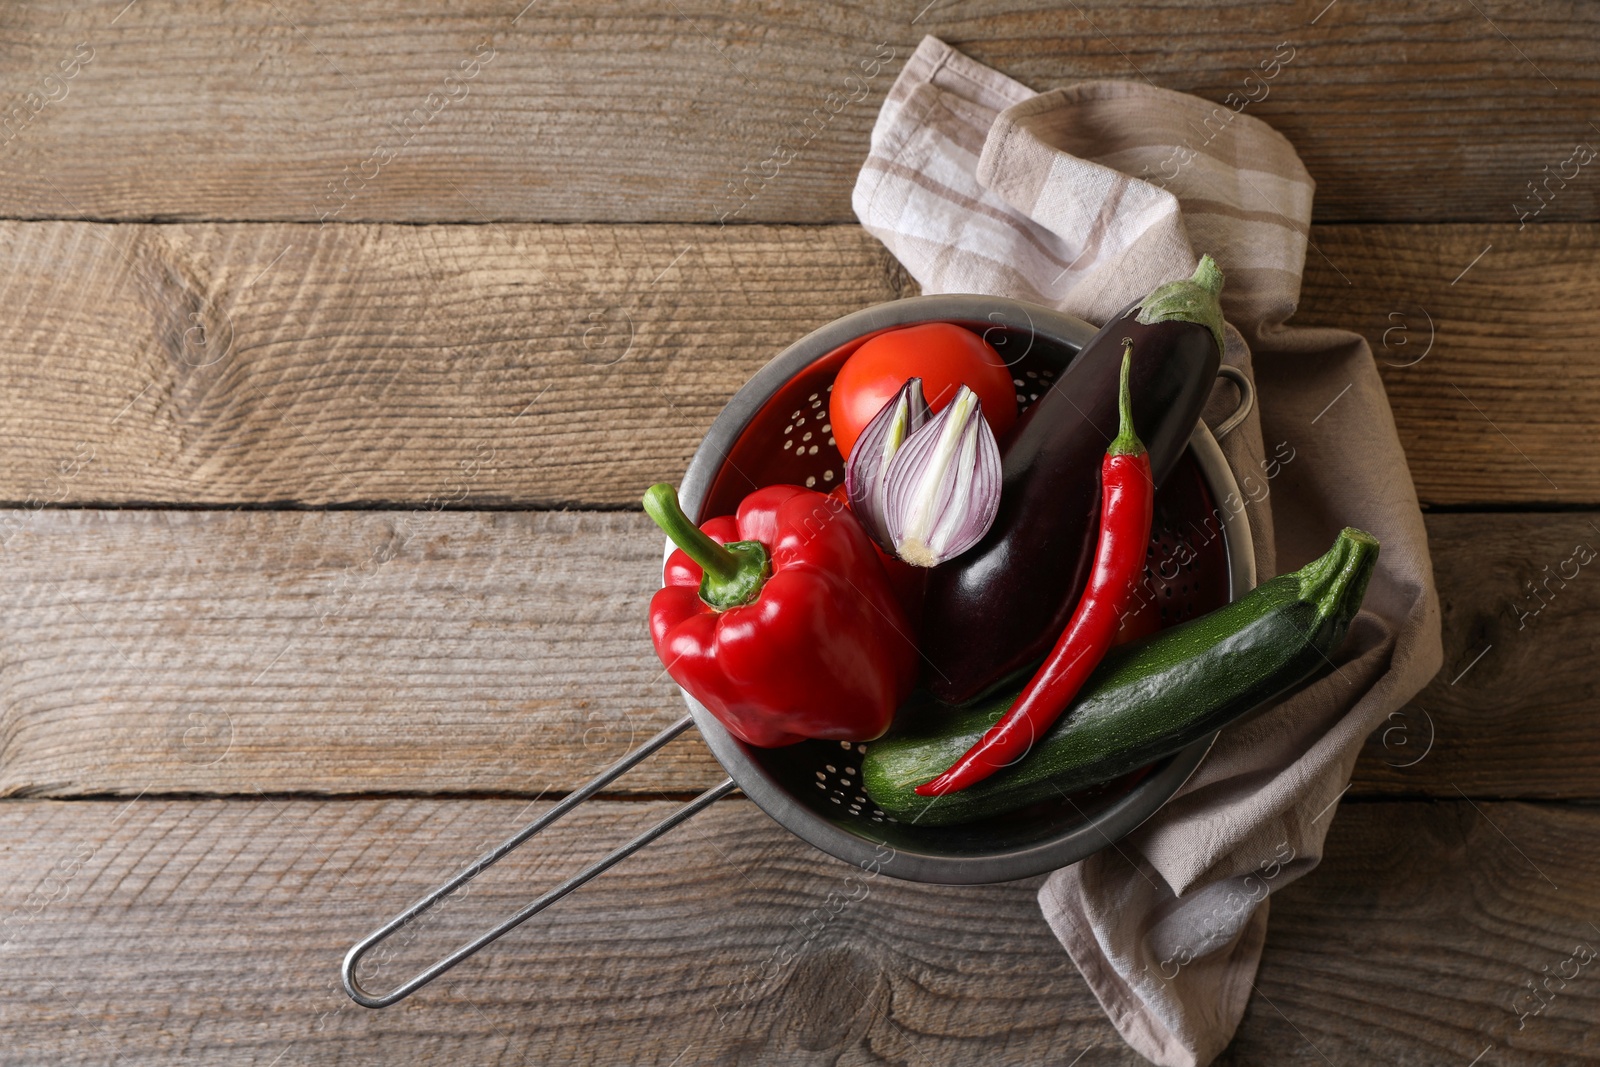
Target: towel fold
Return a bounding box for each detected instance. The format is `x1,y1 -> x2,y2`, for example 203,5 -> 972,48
854,36 -> 1443,1066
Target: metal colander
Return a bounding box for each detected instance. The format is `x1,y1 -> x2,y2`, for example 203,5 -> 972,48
344,295 -> 1256,1008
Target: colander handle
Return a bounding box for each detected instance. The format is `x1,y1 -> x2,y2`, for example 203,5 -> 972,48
341,714 -> 736,1008
1210,365 -> 1255,440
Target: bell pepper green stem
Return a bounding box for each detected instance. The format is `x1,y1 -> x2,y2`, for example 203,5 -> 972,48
643,483 -> 770,609
1107,341 -> 1145,457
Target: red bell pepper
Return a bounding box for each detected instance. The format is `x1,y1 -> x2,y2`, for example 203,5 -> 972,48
644,483 -> 919,748
828,482 -> 928,623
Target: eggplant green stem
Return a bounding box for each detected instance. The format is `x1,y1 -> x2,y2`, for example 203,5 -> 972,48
1108,341 -> 1145,457
1134,253 -> 1227,354
642,483 -> 770,609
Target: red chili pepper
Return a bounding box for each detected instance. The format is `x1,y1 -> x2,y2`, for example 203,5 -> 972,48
915,341 -> 1155,795
644,482 -> 919,748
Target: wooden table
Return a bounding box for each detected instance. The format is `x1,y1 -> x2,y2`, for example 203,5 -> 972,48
1,2 -> 1596,1063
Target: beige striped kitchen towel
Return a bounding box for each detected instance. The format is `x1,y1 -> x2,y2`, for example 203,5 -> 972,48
855,36 -> 1442,1067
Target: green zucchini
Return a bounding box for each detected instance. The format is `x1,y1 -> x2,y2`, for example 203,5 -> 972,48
863,527 -> 1379,826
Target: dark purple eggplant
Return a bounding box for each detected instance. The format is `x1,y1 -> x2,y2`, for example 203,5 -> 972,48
920,256 -> 1226,703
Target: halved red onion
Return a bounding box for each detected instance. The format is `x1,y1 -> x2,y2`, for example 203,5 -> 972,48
845,378 -> 929,551
882,386 -> 1001,567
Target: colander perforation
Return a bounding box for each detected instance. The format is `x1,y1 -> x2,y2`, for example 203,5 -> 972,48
693,313 -> 1236,869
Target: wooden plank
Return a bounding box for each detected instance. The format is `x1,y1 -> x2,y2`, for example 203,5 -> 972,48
1,220 -> 1597,509
0,797 -> 1116,1065
1351,512 -> 1600,798
1222,801 -> 1600,1065
1298,224 -> 1599,506
0,220 -> 909,509
0,798 -> 1595,1064
4,508 -> 1595,799
0,509 -> 720,798
0,2 -> 1594,224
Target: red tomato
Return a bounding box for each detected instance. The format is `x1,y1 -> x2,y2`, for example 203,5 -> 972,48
829,323 -> 1018,459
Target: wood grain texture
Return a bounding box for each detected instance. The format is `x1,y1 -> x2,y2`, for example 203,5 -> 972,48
0,797 -> 1594,1065
0,1 -> 1595,224
0,220 -> 910,509
1298,224 -> 1600,506
4,507 -> 1595,799
1,220 -> 1597,508
0,509 -> 716,798
1351,513 -> 1600,798
1218,800 -> 1600,1066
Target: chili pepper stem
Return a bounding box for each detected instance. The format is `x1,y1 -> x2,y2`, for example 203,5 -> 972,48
643,483 -> 770,609
1107,342 -> 1145,457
